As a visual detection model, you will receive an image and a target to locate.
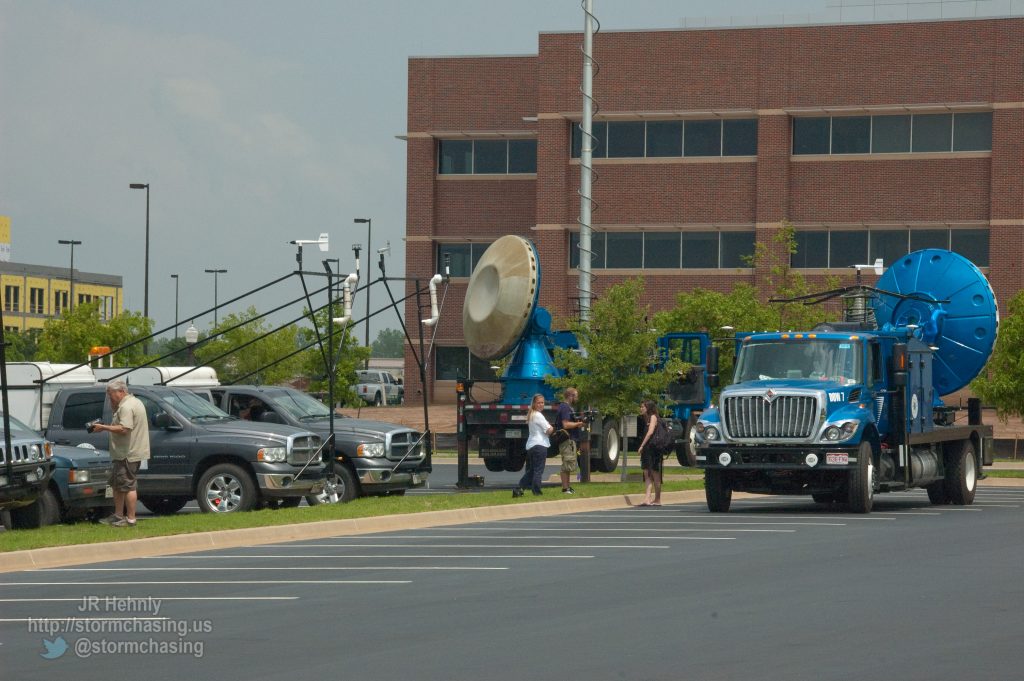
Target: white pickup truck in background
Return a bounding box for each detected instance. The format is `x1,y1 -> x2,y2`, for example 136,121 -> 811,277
355,370 -> 403,406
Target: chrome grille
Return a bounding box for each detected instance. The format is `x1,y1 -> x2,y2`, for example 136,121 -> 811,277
875,395 -> 885,423
388,431 -> 424,461
723,395 -> 819,439
0,444 -> 32,465
288,435 -> 322,465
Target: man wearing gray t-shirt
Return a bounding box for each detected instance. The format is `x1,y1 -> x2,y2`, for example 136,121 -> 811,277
93,381 -> 150,527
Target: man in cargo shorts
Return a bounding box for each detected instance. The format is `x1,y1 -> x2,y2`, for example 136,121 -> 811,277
93,381 -> 150,527
556,387 -> 585,494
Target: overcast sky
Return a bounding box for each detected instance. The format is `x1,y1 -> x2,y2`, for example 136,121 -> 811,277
0,0 -> 830,341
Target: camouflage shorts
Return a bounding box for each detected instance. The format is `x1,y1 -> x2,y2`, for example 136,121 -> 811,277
559,439 -> 579,473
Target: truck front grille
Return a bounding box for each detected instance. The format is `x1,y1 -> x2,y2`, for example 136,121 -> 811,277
723,395 -> 819,439
0,444 -> 32,465
288,436 -> 322,465
388,432 -> 424,462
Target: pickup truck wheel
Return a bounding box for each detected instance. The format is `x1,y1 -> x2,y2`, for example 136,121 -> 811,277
373,392 -> 383,407
483,457 -> 505,472
846,440 -> 875,513
139,495 -> 189,516
597,420 -> 620,473
705,470 -> 732,512
675,415 -> 699,467
10,488 -> 60,528
305,463 -> 358,505
197,464 -> 257,513
926,482 -> 950,505
944,439 -> 977,505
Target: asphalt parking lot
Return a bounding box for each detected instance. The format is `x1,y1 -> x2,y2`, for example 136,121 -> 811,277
2,486 -> 1023,681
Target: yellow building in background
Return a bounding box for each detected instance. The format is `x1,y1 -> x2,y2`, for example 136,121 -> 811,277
0,261 -> 122,332
0,216 -> 11,262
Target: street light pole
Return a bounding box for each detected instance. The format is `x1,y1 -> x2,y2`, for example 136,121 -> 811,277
170,274 -> 179,337
129,183 -> 150,321
354,217 -> 371,368
57,239 -> 82,314
204,268 -> 227,326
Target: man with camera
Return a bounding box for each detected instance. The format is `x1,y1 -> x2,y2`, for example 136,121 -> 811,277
89,381 -> 150,527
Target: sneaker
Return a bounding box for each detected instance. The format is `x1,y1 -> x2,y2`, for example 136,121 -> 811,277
111,518 -> 137,528
98,514 -> 123,526
562,487 -> 575,495
531,490 -> 543,496
512,488 -> 524,498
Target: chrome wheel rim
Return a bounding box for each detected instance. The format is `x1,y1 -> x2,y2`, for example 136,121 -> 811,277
314,474 -> 344,504
205,475 -> 243,512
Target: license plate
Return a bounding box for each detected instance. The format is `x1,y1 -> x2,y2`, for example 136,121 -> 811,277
505,429 -> 522,439
104,486 -> 113,498
411,473 -> 422,485
826,453 -> 849,465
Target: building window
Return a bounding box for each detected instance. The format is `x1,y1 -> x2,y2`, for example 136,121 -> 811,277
29,287 -> 44,314
572,118 -> 757,159
78,293 -> 93,306
54,290 -> 68,316
437,139 -> 537,175
792,228 -> 989,268
435,346 -> 498,381
570,231 -> 755,269
793,112 -> 992,155
436,242 -> 493,277
4,285 -> 20,312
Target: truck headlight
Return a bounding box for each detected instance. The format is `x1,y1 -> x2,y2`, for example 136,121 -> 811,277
703,426 -> 720,442
28,445 -> 41,462
258,447 -> 287,463
357,443 -> 385,458
821,421 -> 858,442
69,469 -> 90,483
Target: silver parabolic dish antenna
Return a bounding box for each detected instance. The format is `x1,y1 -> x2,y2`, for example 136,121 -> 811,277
462,235 -> 540,361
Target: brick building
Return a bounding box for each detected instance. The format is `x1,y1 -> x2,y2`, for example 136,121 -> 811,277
404,16 -> 1024,404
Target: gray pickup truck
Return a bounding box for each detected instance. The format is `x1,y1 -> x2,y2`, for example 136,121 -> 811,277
200,385 -> 428,503
0,413 -> 55,529
44,385 -> 325,514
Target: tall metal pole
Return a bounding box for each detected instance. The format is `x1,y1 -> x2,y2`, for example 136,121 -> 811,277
205,268 -> 227,326
578,0 -> 595,323
58,239 -> 82,314
355,218 -> 372,368
129,183 -> 151,320
170,274 -> 179,336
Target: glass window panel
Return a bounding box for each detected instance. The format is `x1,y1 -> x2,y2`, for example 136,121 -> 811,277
792,231 -> 829,268
508,139 -> 537,173
473,140 -> 507,174
684,120 -> 722,157
438,140 -> 472,174
723,119 -> 758,156
571,122 -> 607,158
871,115 -> 911,153
910,229 -> 949,251
438,243 -> 472,277
470,242 -> 492,272
605,232 -> 643,268
911,114 -> 952,152
569,232 -> 606,268
831,116 -> 871,154
645,121 -> 683,157
792,117 -> 830,154
436,347 -> 469,381
950,229 -> 989,267
607,121 -> 645,158
720,231 -> 756,268
953,112 -> 992,152
829,231 -> 868,268
643,232 -> 681,268
869,230 -> 910,268
681,232 -> 719,268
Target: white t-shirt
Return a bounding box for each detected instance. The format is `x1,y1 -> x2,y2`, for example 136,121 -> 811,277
525,410 -> 552,449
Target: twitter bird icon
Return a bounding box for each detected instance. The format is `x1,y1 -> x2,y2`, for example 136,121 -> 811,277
40,636 -> 68,659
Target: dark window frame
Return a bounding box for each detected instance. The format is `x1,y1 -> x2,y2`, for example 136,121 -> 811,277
436,241 -> 494,277
438,138 -> 537,175
571,118 -> 757,159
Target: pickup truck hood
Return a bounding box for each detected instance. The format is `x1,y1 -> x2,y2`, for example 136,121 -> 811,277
727,379 -> 849,393
51,444 -> 111,469
298,417 -> 417,441
199,420 -> 314,440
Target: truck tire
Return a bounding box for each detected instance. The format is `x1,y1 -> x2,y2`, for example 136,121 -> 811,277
197,463 -> 258,513
305,463 -> 358,505
503,448 -> 526,472
705,469 -> 732,512
676,414 -> 699,467
483,457 -> 505,472
597,420 -> 620,473
139,495 -> 189,516
846,440 -> 875,513
10,489 -> 60,528
925,482 -> 949,505
373,392 -> 383,407
944,439 -> 977,505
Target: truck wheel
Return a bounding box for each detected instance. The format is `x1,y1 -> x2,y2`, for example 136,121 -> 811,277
483,457 -> 505,472
676,414 -> 699,467
139,495 -> 189,516
305,463 -> 358,505
373,392 -> 383,407
597,420 -> 620,473
944,440 -> 977,505
503,449 -> 526,472
846,440 -> 875,513
926,482 -> 949,505
705,469 -> 732,512
10,489 -> 60,528
197,464 -> 258,513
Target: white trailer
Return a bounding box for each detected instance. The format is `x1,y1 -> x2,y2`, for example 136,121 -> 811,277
5,362 -> 98,431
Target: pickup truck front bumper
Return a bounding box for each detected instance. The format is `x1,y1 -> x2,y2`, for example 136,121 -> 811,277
255,463 -> 326,498
0,463 -> 54,510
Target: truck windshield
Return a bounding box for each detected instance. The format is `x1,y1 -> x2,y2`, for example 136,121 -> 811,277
268,391 -> 331,421
734,339 -> 862,385
161,389 -> 233,421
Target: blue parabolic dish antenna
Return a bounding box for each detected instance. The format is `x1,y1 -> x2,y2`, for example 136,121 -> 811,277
872,249 -> 999,396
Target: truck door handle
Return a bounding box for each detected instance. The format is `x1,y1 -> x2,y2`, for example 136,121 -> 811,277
55,439 -> 71,445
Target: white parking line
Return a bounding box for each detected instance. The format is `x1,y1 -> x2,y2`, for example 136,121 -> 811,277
498,519 -> 846,527
397,527 -> 792,533
330,534 -> 737,540
972,504 -> 1020,507
34,567 -> 508,572
260,543 -> 671,549
161,555 -> 595,560
0,581 -> 411,586
577,512 -> 894,521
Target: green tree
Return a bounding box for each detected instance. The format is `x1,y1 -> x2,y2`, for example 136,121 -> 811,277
2,328 -> 40,361
371,328 -> 405,358
549,278 -> 688,419
971,289 -> 1024,421
194,307 -> 305,385
299,305 -> 371,406
36,303 -> 153,365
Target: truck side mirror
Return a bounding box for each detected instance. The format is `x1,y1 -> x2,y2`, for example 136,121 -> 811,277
706,345 -> 720,388
891,343 -> 908,387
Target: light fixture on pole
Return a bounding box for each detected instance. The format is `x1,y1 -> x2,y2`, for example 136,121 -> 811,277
185,322 -> 199,366
354,218 -> 371,368
128,183 -> 151,321
204,268 -> 227,326
170,274 -> 180,337
57,239 -> 82,314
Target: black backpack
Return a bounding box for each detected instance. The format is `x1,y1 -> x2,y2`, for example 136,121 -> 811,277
650,417 -> 674,455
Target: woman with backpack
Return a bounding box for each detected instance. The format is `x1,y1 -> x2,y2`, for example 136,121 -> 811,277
637,399 -> 666,506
